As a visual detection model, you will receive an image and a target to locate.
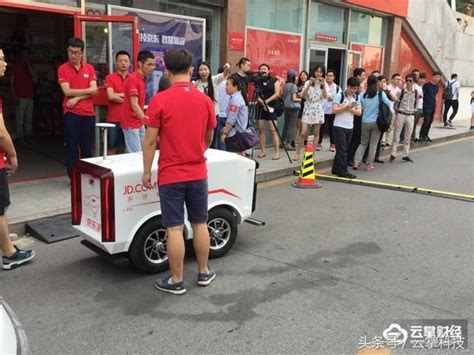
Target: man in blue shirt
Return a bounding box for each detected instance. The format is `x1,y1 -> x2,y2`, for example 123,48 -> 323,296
419,71 -> 441,142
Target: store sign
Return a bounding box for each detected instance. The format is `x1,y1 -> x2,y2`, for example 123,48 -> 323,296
315,33 -> 338,42
228,32 -> 245,51
344,0 -> 408,17
246,27 -> 301,80
108,5 -> 205,101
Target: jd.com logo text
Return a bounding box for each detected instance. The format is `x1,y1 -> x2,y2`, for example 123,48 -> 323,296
359,319 -> 468,351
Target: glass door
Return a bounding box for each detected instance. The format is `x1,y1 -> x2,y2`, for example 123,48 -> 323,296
308,46 -> 328,73
73,15 -> 139,106
346,50 -> 362,82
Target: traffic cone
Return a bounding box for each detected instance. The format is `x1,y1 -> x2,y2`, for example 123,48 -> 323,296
291,143 -> 321,188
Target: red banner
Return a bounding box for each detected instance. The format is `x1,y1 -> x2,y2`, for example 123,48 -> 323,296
344,0 -> 408,17
350,43 -> 384,75
246,28 -> 301,80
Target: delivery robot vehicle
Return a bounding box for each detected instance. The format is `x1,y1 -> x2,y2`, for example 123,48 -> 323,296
70,141 -> 263,274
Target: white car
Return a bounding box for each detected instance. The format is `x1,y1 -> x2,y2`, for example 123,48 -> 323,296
0,297 -> 30,355
71,149 -> 263,273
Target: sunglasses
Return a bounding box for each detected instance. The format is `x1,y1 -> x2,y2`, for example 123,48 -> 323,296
407,79 -> 414,82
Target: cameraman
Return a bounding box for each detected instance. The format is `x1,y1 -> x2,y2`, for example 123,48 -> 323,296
255,64 -> 281,160
230,57 -> 252,106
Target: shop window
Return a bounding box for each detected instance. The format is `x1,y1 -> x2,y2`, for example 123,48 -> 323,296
308,2 -> 346,44
247,0 -> 305,33
349,11 -> 386,46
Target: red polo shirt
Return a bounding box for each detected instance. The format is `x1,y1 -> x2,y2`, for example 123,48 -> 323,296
0,98 -> 5,168
10,63 -> 34,99
144,82 -> 216,186
122,71 -> 146,129
57,61 -> 96,116
105,71 -> 128,123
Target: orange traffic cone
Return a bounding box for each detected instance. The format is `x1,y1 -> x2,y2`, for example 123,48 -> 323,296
291,143 -> 321,188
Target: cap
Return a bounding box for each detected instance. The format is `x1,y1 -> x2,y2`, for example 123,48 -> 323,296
287,69 -> 297,78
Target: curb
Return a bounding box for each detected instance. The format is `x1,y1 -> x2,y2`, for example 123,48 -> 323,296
9,130 -> 473,237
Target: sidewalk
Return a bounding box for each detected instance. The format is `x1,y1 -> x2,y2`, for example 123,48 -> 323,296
9,118 -> 473,233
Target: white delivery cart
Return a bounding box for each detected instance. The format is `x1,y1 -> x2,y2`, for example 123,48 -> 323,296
70,149 -> 263,273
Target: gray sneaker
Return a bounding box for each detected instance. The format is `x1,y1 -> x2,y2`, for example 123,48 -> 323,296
3,246 -> 35,270
197,267 -> 216,286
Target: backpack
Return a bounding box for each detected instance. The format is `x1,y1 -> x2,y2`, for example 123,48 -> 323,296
376,90 -> 392,133
397,89 -> 418,110
443,81 -> 454,100
338,91 -> 358,104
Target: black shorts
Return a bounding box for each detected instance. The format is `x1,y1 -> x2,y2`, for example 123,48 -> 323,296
159,179 -> 208,228
0,169 -> 11,216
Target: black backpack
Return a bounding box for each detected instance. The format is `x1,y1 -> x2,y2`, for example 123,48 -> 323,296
338,91 -> 358,104
376,90 -> 392,133
443,81 -> 454,100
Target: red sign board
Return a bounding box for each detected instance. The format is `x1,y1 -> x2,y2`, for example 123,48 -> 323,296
228,32 -> 245,51
246,28 -> 301,80
315,33 -> 338,42
344,0 -> 408,17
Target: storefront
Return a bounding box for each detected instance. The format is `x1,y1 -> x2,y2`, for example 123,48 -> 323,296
246,0 -> 389,85
0,0 -> 224,182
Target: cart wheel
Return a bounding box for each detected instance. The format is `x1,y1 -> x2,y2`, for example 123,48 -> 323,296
129,217 -> 169,274
208,207 -> 238,259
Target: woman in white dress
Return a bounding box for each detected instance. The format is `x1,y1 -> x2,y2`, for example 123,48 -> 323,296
294,65 -> 328,161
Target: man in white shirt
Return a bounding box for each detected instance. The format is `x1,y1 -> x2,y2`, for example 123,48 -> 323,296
381,73 -> 401,146
331,77 -> 361,179
412,72 -> 426,143
442,73 -> 461,127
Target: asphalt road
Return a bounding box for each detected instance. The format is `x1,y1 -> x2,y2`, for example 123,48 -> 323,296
1,137 -> 473,355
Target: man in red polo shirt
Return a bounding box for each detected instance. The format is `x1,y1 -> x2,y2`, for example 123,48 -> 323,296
57,37 -> 97,177
105,50 -> 130,155
122,51 -> 155,153
0,47 -> 35,270
142,49 -> 216,295
10,48 -> 36,145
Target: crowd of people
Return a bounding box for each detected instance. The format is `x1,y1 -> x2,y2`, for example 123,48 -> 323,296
0,38 -> 472,277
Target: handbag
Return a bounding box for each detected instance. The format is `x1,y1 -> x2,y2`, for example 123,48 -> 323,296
236,127 -> 259,150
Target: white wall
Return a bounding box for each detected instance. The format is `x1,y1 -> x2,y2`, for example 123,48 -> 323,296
407,0 -> 474,86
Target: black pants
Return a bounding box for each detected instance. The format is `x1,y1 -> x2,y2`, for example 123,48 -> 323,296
318,114 -> 335,145
347,115 -> 362,164
64,112 -> 95,177
443,99 -> 459,123
419,107 -> 435,138
332,126 -> 352,174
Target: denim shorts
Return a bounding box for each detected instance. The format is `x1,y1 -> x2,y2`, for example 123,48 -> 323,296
0,169 -> 11,216
159,179 -> 208,228
107,123 -> 124,150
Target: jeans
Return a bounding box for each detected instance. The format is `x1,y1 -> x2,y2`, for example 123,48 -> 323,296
354,121 -> 381,164
347,115 -> 362,164
282,108 -> 299,144
443,99 -> 459,123
391,113 -> 414,157
213,116 -> 227,150
319,114 -> 335,145
107,123 -> 124,150
16,98 -> 34,139
123,126 -> 145,153
420,107 -> 435,138
64,112 -> 95,177
332,126 -> 352,174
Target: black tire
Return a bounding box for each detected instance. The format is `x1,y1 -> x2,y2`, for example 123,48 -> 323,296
208,207 -> 238,259
128,217 -> 169,274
